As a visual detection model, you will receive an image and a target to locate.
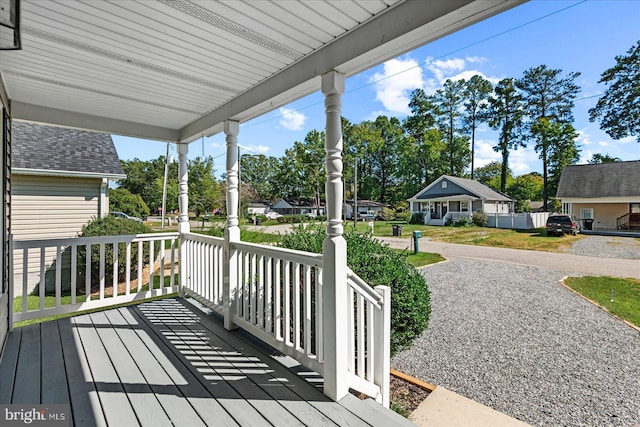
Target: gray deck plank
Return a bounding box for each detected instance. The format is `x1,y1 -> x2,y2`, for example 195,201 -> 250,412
12,324 -> 40,403
72,314 -> 139,427
0,327 -> 21,403
57,317 -> 107,427
187,298 -> 372,427
182,300 -> 343,427
115,307 -> 240,427
40,321 -> 70,405
150,299 -> 307,426
88,311 -> 172,427
133,302 -> 273,427
101,308 -> 207,427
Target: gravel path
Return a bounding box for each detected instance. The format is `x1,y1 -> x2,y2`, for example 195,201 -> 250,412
565,235 -> 640,260
392,259 -> 640,426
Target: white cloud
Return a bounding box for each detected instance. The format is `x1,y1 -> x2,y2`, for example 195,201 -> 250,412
238,143 -> 269,154
473,140 -> 538,175
370,58 -> 424,115
279,107 -> 306,131
618,136 -> 635,144
210,141 -> 224,149
422,55 -> 500,94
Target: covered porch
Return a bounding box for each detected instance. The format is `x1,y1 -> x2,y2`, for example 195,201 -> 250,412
409,196 -> 480,225
0,0 -> 527,422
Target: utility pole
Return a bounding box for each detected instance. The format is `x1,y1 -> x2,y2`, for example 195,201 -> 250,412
353,158 -> 357,228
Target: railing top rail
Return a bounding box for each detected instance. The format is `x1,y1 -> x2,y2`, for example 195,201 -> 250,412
347,267 -> 383,307
12,232 -> 180,249
182,232 -> 224,245
232,240 -> 323,267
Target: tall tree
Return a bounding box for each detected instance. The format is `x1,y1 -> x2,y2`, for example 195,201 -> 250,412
487,78 -> 524,193
474,161 -> 511,192
188,156 -> 221,217
507,173 -> 544,212
433,79 -> 470,175
589,40 -> 640,143
239,154 -> 280,200
463,75 -> 493,179
588,153 -> 622,164
371,116 -> 401,204
402,88 -> 446,193
517,65 -> 581,211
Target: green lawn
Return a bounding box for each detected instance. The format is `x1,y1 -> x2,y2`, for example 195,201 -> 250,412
402,251 -> 446,268
345,221 -> 583,252
564,276 -> 640,327
13,274 -> 178,327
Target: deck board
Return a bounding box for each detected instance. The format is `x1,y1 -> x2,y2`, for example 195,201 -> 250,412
0,297 -> 406,426
12,324 -> 40,403
0,326 -> 21,403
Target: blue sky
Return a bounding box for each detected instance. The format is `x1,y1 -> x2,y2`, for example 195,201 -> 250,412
113,0 -> 640,176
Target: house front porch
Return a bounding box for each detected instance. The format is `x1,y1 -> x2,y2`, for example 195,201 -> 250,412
0,297 -> 411,426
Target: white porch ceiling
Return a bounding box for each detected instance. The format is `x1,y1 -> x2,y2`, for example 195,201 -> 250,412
0,0 -> 526,143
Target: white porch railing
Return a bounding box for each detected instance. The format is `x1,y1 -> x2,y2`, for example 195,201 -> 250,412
10,232 -> 179,323
181,232 -> 391,405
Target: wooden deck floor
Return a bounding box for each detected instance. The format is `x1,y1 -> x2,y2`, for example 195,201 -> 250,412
0,297 -> 411,427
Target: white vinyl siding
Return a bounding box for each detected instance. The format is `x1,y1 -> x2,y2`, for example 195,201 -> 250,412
12,175 -> 101,240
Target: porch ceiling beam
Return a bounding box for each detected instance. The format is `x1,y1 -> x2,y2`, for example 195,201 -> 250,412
10,101 -> 179,142
179,0 -> 526,143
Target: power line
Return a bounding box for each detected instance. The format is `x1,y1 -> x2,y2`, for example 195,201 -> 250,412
243,0 -> 589,129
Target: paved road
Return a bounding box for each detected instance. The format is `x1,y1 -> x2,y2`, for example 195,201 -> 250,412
379,236 -> 640,279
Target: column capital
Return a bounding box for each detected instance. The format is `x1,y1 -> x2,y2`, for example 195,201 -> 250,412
224,120 -> 239,137
321,71 -> 345,96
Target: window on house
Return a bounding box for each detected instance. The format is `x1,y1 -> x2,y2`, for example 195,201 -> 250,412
581,208 -> 594,219
460,201 -> 469,212
631,203 -> 640,214
442,181 -> 447,189
562,203 -> 571,215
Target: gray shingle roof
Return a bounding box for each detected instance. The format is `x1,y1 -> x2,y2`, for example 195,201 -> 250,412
556,161 -> 640,198
444,175 -> 512,201
12,121 -> 125,177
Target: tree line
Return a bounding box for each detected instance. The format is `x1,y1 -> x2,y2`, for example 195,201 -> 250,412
115,41 -> 638,215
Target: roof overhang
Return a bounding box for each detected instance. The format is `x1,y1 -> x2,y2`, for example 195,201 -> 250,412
1,0 -> 526,143
559,197 -> 640,204
409,194 -> 477,202
12,167 -> 126,180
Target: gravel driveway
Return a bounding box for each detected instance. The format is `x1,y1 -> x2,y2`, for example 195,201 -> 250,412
392,259 -> 640,426
565,235 -> 640,260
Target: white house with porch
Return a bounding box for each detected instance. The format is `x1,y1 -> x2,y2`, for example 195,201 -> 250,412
409,175 -> 513,225
0,1 -> 527,424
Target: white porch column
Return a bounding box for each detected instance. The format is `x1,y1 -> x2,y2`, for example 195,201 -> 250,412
177,143 -> 190,234
223,120 -> 240,330
321,70 -> 349,401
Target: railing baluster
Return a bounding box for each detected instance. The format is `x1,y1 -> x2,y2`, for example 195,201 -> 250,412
243,251 -> 249,320
367,300 -> 374,381
113,242 -> 118,297
22,248 -> 28,313
85,244 -> 91,302
125,242 -> 131,295
357,293 -> 365,377
170,239 -> 176,289
39,247 -> 45,311
258,254 -> 264,329
71,244 -> 77,305
250,253 -> 257,326
274,258 -> 281,341
99,243 -> 105,300
137,240 -> 143,292
160,239 -> 165,292
55,245 -> 62,307
304,264 -> 311,355
294,262 -> 301,350
316,267 -> 323,362
284,260 -> 291,346
266,256 -> 273,335
348,287 -> 355,372
149,240 -> 155,294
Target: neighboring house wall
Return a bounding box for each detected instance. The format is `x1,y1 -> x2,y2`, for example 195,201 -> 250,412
484,202 -> 510,214
569,202 -> 628,229
12,175 -> 102,240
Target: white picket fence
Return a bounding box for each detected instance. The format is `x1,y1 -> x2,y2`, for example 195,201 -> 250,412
181,232 -> 391,406
487,212 -> 550,229
10,232 -> 179,323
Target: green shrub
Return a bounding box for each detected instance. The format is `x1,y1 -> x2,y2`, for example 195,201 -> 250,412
109,188 -> 150,219
472,211 -> 487,227
77,215 -> 149,286
409,212 -> 425,224
279,225 -> 430,355
452,217 -> 471,227
276,214 -> 308,224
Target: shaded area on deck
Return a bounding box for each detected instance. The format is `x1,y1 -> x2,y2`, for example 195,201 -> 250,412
0,298 -> 410,426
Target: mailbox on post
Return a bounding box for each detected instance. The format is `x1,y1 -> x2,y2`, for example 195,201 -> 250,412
412,230 -> 422,254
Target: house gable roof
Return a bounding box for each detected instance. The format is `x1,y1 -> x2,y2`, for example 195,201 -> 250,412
410,175 -> 512,202
12,121 -> 125,178
556,161 -> 640,198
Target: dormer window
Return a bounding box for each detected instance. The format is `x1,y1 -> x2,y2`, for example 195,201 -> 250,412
442,181 -> 447,189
